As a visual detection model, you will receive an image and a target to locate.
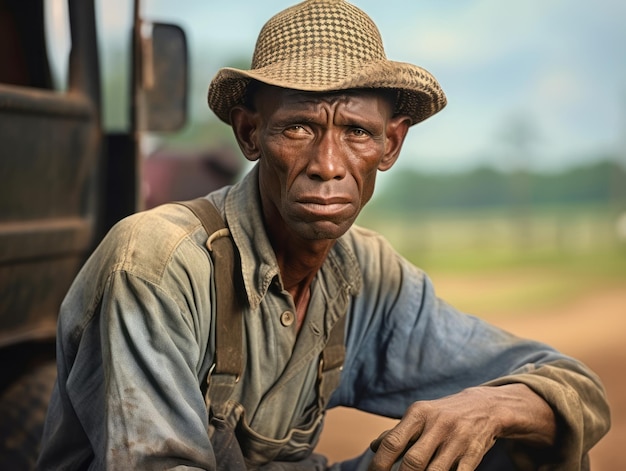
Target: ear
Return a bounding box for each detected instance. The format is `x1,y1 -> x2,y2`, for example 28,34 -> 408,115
230,105 -> 262,161
378,115 -> 411,171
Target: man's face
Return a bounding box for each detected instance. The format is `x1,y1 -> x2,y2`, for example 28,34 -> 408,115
233,85 -> 409,242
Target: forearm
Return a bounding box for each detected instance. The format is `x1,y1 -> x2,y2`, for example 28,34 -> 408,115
484,360 -> 610,469
482,383 -> 556,447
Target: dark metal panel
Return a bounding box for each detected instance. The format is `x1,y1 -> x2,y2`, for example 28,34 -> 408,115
0,97 -> 98,221
0,84 -> 92,117
0,217 -> 92,263
0,255 -> 84,346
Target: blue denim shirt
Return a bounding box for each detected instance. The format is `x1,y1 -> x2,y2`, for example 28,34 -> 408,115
38,165 -> 609,470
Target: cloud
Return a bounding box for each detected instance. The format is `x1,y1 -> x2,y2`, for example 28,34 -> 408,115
84,0 -> 626,172
383,0 -> 567,67
534,68 -> 583,110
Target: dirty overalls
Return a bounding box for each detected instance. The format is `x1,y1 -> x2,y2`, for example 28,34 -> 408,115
195,197 -> 347,470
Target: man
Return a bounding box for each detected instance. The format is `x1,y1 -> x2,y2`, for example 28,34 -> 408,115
38,1 -> 610,470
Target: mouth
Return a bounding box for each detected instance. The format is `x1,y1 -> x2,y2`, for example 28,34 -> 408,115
295,196 -> 353,218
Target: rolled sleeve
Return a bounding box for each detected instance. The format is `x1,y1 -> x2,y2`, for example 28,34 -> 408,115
484,360 -> 610,470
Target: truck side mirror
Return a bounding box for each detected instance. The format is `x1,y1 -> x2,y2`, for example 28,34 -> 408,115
136,22 -> 188,132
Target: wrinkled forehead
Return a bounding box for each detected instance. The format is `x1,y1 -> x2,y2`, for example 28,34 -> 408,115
245,81 -> 397,114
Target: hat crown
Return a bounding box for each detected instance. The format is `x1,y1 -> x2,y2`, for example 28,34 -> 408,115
251,0 -> 386,70
208,0 -> 446,126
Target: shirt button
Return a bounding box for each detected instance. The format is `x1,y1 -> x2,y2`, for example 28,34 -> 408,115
280,311 -> 295,327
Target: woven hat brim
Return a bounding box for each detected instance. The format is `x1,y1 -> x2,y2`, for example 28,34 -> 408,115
208,59 -> 447,126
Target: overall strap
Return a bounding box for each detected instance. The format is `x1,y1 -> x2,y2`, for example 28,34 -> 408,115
318,312 -> 347,409
174,198 -> 244,384
174,197 -> 347,414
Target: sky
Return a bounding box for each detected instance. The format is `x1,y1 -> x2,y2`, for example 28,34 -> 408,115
54,0 -> 626,173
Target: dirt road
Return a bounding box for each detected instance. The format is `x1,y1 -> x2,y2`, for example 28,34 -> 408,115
316,287 -> 625,469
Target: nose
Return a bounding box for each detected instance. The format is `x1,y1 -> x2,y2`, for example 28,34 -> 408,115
306,132 -> 346,181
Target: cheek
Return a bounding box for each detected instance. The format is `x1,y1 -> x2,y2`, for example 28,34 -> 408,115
348,146 -> 383,193
263,140 -> 306,181
258,143 -> 306,211
359,169 -> 378,205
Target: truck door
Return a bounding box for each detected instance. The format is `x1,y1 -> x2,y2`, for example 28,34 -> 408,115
0,0 -> 188,467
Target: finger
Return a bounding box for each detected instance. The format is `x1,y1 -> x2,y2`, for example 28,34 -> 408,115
401,444 -> 458,471
455,441 -> 492,471
369,430 -> 388,453
396,429 -> 442,471
368,421 -> 425,471
414,438 -> 487,471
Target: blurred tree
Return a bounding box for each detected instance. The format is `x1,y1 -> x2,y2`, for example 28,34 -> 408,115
496,113 -> 543,250
371,161 -> 624,213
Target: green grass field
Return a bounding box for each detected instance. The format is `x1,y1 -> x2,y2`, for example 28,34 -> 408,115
356,204 -> 626,319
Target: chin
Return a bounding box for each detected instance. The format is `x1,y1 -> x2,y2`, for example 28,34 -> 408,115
296,220 -> 352,241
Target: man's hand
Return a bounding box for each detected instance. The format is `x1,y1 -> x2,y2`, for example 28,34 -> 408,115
368,384 -> 556,471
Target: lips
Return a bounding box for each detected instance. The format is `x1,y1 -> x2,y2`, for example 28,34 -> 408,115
298,195 -> 350,205
295,195 -> 353,218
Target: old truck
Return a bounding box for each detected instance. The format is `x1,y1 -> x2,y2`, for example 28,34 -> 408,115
0,0 -> 200,467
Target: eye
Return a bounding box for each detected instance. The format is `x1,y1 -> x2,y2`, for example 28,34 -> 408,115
288,125 -> 306,132
349,127 -> 370,137
283,124 -> 310,136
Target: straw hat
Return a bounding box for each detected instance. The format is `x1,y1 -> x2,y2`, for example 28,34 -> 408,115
208,0 -> 446,126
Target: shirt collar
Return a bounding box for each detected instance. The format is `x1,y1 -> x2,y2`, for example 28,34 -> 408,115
223,164 -> 362,310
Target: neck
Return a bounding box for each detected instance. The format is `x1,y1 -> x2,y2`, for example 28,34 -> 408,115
279,241 -> 333,332
276,238 -> 333,291
267,221 -> 335,331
